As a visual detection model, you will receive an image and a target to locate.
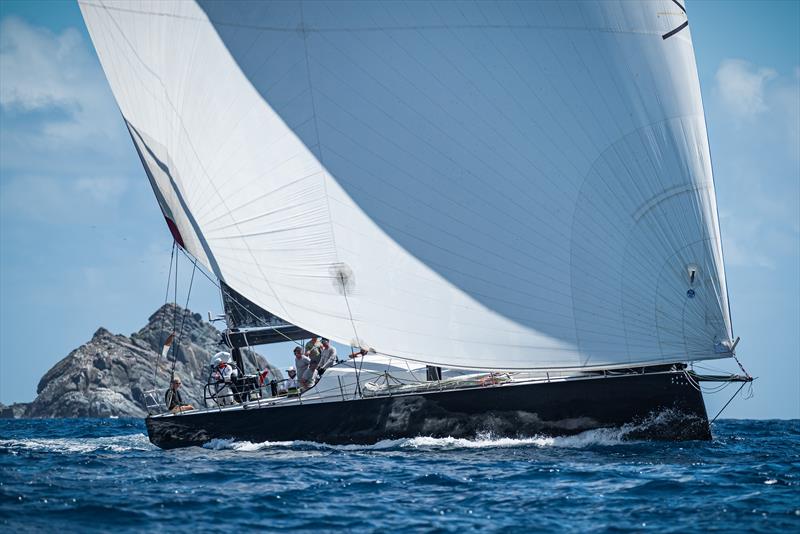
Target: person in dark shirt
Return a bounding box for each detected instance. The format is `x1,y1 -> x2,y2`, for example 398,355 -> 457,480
164,375 -> 194,413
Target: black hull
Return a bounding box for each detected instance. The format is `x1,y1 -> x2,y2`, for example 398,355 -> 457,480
146,370 -> 710,449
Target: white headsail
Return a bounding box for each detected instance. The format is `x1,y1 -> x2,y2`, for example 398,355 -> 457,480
79,0 -> 733,370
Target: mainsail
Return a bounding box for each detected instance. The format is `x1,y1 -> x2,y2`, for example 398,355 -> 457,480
80,0 -> 733,370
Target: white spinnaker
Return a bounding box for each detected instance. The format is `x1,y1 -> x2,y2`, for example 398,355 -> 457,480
79,0 -> 733,370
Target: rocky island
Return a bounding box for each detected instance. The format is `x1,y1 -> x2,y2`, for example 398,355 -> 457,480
1,304 -> 281,418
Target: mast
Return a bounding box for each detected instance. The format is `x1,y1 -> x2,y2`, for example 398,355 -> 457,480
218,279 -> 315,373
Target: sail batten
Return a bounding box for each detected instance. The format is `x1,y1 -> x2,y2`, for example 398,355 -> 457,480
80,0 -> 733,370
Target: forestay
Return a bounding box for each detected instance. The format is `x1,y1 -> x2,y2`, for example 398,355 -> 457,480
79,0 -> 734,370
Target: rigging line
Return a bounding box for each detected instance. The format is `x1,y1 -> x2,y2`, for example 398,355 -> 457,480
153,242 -> 176,391
710,381 -> 747,425
170,256 -> 198,382
170,241 -> 179,382
337,272 -> 365,400
731,352 -> 750,378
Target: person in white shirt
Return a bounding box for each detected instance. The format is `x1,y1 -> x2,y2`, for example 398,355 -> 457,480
317,338 -> 338,376
282,367 -> 299,396
211,351 -> 239,405
293,346 -> 312,390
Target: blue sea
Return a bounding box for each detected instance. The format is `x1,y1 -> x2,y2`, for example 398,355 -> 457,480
1,419 -> 798,532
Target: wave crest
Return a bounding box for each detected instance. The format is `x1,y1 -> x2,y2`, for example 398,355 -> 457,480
0,433 -> 154,454
201,427 -> 631,453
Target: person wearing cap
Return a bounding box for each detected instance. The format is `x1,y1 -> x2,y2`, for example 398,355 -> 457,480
317,338 -> 338,376
281,367 -> 299,396
164,376 -> 194,413
293,346 -> 312,391
211,353 -> 240,405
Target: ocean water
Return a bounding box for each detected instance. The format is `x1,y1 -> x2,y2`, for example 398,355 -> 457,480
0,419 -> 797,532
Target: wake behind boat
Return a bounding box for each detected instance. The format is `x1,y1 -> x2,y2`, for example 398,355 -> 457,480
78,0 -> 752,449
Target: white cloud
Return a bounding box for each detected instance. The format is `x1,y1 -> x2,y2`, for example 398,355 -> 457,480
710,61 -> 800,272
0,16 -> 120,141
0,17 -> 137,225
714,59 -> 777,119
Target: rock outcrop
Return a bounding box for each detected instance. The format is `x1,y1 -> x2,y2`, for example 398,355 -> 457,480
0,403 -> 29,419
18,304 -> 281,418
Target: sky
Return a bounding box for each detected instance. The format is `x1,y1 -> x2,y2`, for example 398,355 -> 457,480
0,0 -> 798,419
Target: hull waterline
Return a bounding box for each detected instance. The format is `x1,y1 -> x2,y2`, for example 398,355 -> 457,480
146,370 -> 711,449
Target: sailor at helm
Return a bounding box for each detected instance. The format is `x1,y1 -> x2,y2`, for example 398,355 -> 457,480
210,351 -> 239,405
281,367 -> 299,397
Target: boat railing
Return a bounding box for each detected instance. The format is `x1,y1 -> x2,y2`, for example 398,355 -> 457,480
149,365 -> 675,416
203,375 -> 265,408
143,388 -> 167,415
200,375 -> 357,409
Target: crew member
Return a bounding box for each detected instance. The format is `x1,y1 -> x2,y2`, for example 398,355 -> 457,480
294,346 -> 312,391
305,336 -> 323,379
212,352 -> 240,405
282,367 -> 299,396
318,338 -> 338,376
164,375 -> 194,413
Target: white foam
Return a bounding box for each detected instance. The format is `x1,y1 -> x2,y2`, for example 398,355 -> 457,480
203,438 -> 296,451
202,437 -> 405,452
402,428 -> 627,450
200,427 -> 631,453
0,433 -> 155,454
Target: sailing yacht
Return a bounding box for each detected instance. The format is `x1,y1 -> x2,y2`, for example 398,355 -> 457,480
78,0 -> 750,449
